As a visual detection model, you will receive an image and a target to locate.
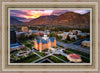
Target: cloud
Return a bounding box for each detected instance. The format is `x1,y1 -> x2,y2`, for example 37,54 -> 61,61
51,10 -> 68,16
10,10 -> 90,22
67,10 -> 90,14
10,10 -> 54,19
10,10 -> 29,17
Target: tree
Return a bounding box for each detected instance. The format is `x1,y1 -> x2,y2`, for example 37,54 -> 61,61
48,32 -> 57,37
18,34 -> 27,41
58,36 -> 62,39
56,36 -> 62,40
29,34 -> 35,40
40,34 -> 44,37
64,39 -> 68,43
67,35 -> 70,41
71,37 -> 75,42
10,54 -> 14,59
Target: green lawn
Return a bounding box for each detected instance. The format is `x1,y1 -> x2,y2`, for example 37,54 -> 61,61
25,44 -> 33,49
57,45 -> 64,48
35,51 -> 45,57
64,49 -> 90,63
61,40 -> 76,44
48,56 -> 64,63
54,54 -> 69,62
20,40 -> 33,49
10,54 -> 15,58
81,57 -> 90,63
63,50 -> 71,54
65,49 -> 90,58
10,50 -> 19,54
13,53 -> 40,63
42,49 -> 48,52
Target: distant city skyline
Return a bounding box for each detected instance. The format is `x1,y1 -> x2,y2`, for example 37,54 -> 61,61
10,10 -> 90,22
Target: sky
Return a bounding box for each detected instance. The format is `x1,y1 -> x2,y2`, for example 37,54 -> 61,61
10,10 -> 90,22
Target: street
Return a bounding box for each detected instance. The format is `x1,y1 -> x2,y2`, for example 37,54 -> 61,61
57,41 -> 90,54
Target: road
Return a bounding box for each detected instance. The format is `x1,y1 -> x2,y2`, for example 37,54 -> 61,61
73,38 -> 89,45
31,54 -> 52,63
57,41 -> 90,54
31,47 -> 67,63
33,52 -> 42,58
53,55 -> 67,63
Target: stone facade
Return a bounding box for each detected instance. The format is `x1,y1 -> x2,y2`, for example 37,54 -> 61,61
34,32 -> 56,52
34,39 -> 56,52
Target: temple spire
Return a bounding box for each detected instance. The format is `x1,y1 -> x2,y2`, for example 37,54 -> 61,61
39,39 -> 42,43
44,30 -> 47,35
34,38 -> 36,41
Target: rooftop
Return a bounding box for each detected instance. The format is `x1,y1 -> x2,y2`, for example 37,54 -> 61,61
68,54 -> 81,59
82,40 -> 90,43
36,37 -> 55,44
78,33 -> 86,35
10,43 -> 24,49
29,30 -> 39,33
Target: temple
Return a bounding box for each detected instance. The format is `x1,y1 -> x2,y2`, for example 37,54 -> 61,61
34,31 -> 56,52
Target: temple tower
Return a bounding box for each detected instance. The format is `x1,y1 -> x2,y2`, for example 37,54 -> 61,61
54,38 -> 56,47
34,39 -> 38,50
48,39 -> 51,48
39,39 -> 42,52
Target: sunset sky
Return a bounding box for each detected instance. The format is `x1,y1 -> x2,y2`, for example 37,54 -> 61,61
10,10 -> 90,22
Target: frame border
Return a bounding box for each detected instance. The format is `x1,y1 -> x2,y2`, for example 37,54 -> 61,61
2,2 -> 98,71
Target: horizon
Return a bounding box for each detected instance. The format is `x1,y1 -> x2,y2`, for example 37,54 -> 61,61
10,10 -> 90,22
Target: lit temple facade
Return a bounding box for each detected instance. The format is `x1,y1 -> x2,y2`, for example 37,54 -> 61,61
34,32 -> 56,52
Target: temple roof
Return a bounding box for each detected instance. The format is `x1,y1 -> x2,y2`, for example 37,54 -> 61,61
36,37 -> 55,44
68,54 -> 81,59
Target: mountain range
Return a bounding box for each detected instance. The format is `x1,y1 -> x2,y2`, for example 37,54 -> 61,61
10,16 -> 23,25
10,12 -> 90,28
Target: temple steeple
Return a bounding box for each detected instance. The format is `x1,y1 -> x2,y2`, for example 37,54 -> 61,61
39,39 -> 42,43
42,30 -> 49,40
34,38 -> 36,41
39,39 -> 42,52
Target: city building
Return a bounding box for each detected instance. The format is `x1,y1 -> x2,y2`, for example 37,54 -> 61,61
34,32 -> 56,52
69,35 -> 78,40
10,43 -> 25,52
81,40 -> 90,47
39,31 -> 45,35
45,30 -> 51,35
21,26 -> 28,32
62,32 -> 70,40
29,30 -> 39,35
16,51 -> 29,57
10,29 -> 25,52
77,33 -> 87,36
57,32 -> 70,40
57,32 -> 78,40
57,33 -> 63,37
16,31 -> 29,37
29,30 -> 44,36
10,29 -> 16,44
66,54 -> 82,62
70,30 -> 82,35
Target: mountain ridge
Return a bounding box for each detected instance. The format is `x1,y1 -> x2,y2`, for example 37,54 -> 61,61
10,12 -> 90,28
10,16 -> 23,25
